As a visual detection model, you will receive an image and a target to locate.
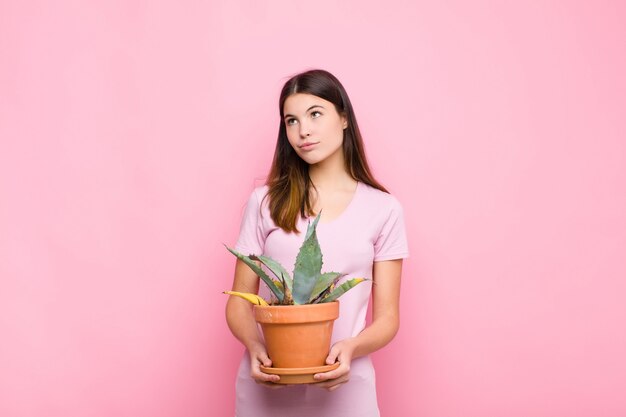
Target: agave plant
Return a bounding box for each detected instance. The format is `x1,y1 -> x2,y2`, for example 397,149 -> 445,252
225,213 -> 365,305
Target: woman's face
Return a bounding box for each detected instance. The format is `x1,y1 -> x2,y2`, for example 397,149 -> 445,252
282,93 -> 347,166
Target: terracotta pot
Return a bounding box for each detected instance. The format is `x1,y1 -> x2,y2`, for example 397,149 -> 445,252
253,301 -> 339,368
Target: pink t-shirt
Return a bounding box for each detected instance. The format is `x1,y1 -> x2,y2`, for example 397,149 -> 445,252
233,182 -> 409,417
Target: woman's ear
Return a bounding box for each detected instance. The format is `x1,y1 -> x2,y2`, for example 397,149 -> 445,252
341,114 -> 348,129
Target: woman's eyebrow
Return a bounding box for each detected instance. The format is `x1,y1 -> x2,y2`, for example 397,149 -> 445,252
284,105 -> 326,119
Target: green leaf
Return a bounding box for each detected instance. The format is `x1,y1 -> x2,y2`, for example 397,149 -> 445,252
280,272 -> 294,304
308,272 -> 344,303
250,255 -> 293,295
320,278 -> 367,303
292,214 -> 323,304
304,211 -> 321,241
272,273 -> 294,304
225,245 -> 284,302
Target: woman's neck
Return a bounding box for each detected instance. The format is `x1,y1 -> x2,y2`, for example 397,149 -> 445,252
308,151 -> 355,191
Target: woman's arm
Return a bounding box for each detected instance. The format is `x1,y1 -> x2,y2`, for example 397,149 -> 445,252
313,259 -> 403,390
225,259 -> 281,385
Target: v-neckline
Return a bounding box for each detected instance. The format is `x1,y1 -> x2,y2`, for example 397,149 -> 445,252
310,181 -> 361,226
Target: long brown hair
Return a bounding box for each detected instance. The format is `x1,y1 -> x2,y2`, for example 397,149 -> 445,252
266,69 -> 388,233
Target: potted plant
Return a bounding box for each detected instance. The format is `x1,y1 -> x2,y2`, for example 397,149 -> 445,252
224,214 -> 365,383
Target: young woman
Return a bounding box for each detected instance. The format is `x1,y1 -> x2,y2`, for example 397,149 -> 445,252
226,69 -> 408,417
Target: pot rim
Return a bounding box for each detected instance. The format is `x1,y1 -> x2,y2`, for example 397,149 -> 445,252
253,300 -> 339,323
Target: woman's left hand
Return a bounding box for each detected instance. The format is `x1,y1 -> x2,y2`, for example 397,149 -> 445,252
312,338 -> 356,391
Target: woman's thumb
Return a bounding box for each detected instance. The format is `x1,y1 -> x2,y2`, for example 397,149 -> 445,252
258,352 -> 272,367
326,346 -> 339,365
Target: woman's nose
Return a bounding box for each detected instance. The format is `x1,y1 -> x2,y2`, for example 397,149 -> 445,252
299,121 -> 311,138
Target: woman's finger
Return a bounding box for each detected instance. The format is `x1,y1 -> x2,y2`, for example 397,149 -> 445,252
312,373 -> 350,390
313,362 -> 350,382
254,351 -> 272,368
250,352 -> 280,384
250,362 -> 280,383
325,344 -> 341,365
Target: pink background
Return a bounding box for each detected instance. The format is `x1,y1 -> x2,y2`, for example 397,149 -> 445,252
1,1 -> 625,416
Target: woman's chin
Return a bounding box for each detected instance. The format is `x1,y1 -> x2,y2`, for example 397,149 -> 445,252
297,154 -> 324,165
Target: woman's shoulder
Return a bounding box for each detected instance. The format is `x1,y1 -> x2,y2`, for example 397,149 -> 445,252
244,184 -> 270,207
358,182 -> 404,211
251,184 -> 269,199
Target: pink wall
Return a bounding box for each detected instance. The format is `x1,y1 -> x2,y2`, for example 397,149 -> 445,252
1,1 -> 625,416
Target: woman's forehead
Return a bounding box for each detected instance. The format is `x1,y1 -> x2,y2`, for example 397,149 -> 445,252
283,93 -> 333,113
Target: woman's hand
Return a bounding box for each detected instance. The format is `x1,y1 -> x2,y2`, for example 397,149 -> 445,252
226,259 -> 285,389
312,338 -> 357,391
248,341 -> 283,388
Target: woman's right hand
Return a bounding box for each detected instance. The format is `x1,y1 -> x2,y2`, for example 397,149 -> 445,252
226,259 -> 284,388
248,341 -> 283,388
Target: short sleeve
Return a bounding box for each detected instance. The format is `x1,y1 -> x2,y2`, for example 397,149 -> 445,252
373,199 -> 409,262
234,189 -> 265,255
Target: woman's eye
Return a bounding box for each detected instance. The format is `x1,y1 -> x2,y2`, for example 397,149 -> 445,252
311,111 -> 322,118
286,118 -> 297,126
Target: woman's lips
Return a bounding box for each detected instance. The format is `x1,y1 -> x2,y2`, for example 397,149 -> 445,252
299,142 -> 319,150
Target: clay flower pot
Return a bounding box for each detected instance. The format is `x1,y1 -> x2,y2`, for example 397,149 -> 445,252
254,301 -> 339,370
225,213 -> 365,383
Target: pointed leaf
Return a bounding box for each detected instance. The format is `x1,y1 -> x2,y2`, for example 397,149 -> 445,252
320,278 -> 367,303
250,255 -> 293,294
280,272 -> 294,304
250,260 -> 293,305
310,285 -> 334,304
225,245 -> 284,302
223,291 -> 269,306
304,211 -> 321,241
270,273 -> 293,304
308,272 -> 345,303
292,217 -> 323,304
